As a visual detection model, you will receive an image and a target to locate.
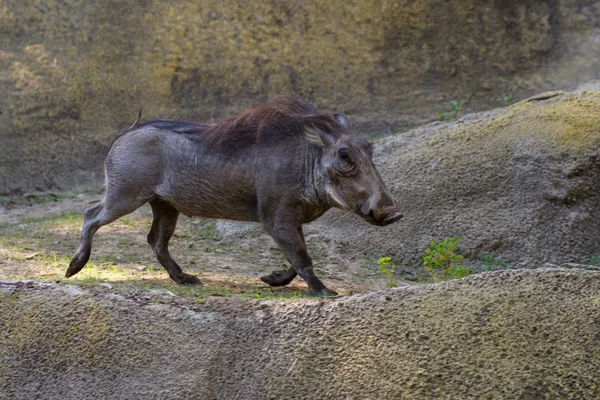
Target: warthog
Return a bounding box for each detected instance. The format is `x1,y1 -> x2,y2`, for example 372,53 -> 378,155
67,97 -> 402,296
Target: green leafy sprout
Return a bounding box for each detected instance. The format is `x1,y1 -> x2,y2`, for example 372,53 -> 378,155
497,94 -> 513,106
423,237 -> 468,282
438,100 -> 469,121
585,255 -> 600,266
479,253 -> 511,271
377,256 -> 397,288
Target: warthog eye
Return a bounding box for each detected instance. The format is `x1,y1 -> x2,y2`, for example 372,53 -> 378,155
335,148 -> 355,174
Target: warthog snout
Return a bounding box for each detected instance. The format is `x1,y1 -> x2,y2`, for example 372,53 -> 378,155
381,209 -> 403,226
358,203 -> 403,226
353,178 -> 403,227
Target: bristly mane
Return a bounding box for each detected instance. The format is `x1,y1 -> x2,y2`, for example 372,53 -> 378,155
202,96 -> 345,148
120,97 -> 345,149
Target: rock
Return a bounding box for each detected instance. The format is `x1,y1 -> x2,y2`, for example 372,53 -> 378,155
256,300 -> 275,309
148,289 -> 176,297
526,90 -> 565,101
136,265 -> 148,271
317,92 -> 600,272
98,283 -> 112,289
2,269 -> 600,398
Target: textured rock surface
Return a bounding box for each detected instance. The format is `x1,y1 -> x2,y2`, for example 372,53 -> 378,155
314,91 -> 600,269
2,268 -> 600,399
2,0 -> 600,193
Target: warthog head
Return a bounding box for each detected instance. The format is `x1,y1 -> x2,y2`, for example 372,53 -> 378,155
312,114 -> 403,227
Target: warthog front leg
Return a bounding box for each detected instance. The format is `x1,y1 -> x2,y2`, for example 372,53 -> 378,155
260,267 -> 297,287
260,227 -> 304,287
148,199 -> 201,285
263,221 -> 336,296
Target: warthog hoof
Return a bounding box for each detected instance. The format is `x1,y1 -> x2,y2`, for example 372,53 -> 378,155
65,264 -> 80,278
171,273 -> 202,285
260,269 -> 297,287
65,251 -> 90,278
310,288 -> 339,297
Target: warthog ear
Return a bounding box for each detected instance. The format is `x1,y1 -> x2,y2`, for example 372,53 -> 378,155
305,123 -> 335,147
334,113 -> 350,130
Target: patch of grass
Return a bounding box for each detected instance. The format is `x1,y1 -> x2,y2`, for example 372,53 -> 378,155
119,216 -> 135,227
115,215 -> 150,230
22,212 -> 80,227
34,252 -> 71,268
0,212 -> 82,232
238,227 -> 264,240
81,188 -> 106,196
0,193 -> 75,208
0,188 -> 104,208
200,222 -> 220,241
117,239 -> 137,247
268,290 -> 312,300
585,255 -> 600,266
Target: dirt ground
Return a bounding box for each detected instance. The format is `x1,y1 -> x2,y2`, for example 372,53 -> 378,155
0,192 -> 404,311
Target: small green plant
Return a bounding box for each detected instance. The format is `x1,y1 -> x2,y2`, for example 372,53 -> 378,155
449,265 -> 470,279
479,253 -> 511,271
586,255 -> 600,266
497,94 -> 513,106
377,256 -> 397,288
438,100 -> 469,121
423,237 -> 466,282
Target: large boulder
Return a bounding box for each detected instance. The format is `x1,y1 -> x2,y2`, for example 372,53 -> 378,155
2,268 -> 600,399
315,91 -> 600,270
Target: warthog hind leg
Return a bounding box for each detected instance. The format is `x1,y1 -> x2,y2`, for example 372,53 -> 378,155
66,192 -> 147,278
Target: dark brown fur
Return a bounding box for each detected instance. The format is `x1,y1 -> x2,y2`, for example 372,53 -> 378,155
203,96 -> 343,146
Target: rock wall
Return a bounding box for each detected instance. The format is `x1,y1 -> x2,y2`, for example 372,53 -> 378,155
2,268 -> 600,399
1,0 -> 600,193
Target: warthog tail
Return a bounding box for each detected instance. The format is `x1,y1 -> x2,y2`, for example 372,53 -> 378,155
128,107 -> 143,130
